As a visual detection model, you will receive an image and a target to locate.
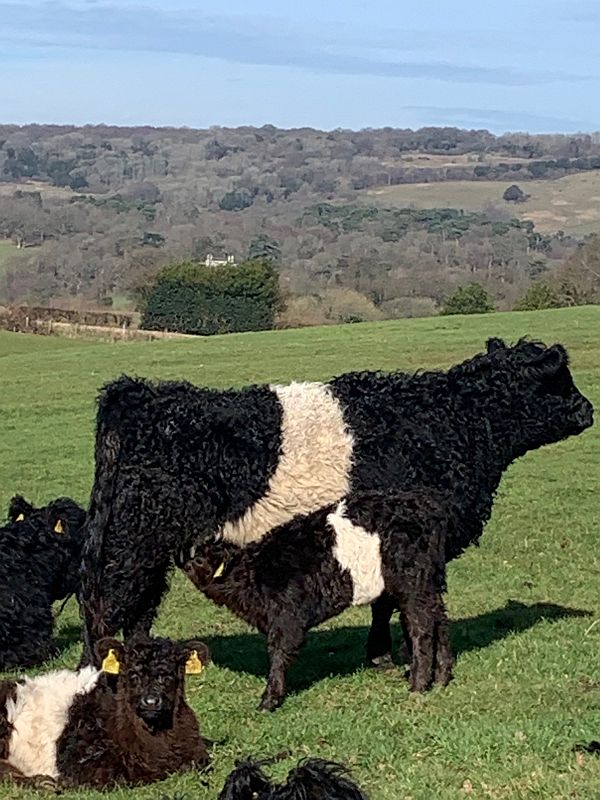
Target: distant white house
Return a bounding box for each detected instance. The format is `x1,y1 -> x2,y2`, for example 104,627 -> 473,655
205,253 -> 236,267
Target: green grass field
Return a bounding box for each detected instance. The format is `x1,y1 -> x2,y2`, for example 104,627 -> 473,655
0,307 -> 598,800
0,240 -> 18,276
365,172 -> 600,237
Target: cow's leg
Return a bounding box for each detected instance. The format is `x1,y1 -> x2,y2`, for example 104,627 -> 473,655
259,624 -> 306,712
81,560 -> 170,667
122,559 -> 171,639
366,592 -> 397,669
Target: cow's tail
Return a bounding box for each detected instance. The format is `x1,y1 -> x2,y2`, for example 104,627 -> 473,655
79,376 -> 152,666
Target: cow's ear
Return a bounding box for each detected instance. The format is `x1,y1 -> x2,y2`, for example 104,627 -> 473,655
180,640 -> 211,674
486,337 -> 506,354
527,343 -> 568,375
8,495 -> 33,523
95,638 -> 124,673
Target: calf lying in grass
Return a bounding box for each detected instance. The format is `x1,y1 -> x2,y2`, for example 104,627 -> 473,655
218,757 -> 369,800
0,634 -> 210,790
183,489 -> 452,710
0,494 -> 86,670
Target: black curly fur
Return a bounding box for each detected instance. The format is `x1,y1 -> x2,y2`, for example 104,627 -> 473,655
218,758 -> 369,800
0,495 -> 86,669
78,338 -> 593,666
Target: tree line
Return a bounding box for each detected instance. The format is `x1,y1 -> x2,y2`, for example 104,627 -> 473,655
0,123 -> 599,325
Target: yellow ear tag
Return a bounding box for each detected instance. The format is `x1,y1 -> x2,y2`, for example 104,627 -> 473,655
185,650 -> 203,675
213,562 -> 225,579
54,519 -> 64,534
101,649 -> 120,674
16,513 -> 25,522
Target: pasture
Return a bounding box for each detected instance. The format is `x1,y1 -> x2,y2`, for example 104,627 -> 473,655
0,306 -> 598,800
0,240 -> 17,275
365,172 -> 600,236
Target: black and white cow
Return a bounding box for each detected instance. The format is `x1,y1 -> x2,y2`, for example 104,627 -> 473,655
79,337 -> 593,666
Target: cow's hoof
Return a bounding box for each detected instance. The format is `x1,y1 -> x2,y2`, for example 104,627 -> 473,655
366,653 -> 396,671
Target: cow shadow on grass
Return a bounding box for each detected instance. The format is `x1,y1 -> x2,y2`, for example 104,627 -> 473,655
203,600 -> 590,694
53,623 -> 83,656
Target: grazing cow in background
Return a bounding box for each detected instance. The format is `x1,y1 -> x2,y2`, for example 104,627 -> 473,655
78,338 -> 593,667
0,634 -> 210,790
184,489 -> 452,710
0,495 -> 86,670
218,757 -> 369,800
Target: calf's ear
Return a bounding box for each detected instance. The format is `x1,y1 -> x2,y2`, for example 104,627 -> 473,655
8,495 -> 33,523
48,512 -> 67,535
95,638 -> 125,673
180,640 -> 211,674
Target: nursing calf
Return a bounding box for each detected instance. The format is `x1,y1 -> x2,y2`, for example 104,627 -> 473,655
184,490 -> 452,710
0,635 -> 210,790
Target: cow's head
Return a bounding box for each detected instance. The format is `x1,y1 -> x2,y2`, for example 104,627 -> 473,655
96,635 -> 210,731
482,338 -> 593,451
5,495 -> 87,599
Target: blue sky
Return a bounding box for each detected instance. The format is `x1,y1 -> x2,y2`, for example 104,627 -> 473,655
1,0 -> 599,133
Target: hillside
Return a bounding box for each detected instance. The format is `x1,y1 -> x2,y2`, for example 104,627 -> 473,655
1,307 -> 598,800
366,171 -> 600,236
1,124 -> 600,315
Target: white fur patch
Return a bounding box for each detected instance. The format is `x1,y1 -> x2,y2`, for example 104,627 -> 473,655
329,501 -> 384,606
6,666 -> 99,779
221,382 -> 354,545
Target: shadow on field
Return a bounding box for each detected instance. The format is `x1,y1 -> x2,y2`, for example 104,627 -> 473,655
53,623 -> 82,655
204,600 -> 590,693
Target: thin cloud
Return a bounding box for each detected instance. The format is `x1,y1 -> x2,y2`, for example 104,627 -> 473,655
0,2 -> 590,86
401,106 -> 598,133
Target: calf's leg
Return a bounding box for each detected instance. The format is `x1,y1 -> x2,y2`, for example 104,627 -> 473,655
260,623 -> 306,712
433,612 -> 453,686
399,590 -> 451,692
366,592 -> 397,669
0,761 -> 57,791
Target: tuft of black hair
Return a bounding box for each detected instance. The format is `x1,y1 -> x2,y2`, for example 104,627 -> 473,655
217,758 -> 368,800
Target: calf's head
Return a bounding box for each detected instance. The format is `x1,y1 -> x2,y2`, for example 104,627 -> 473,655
5,495 -> 87,599
95,635 -> 210,731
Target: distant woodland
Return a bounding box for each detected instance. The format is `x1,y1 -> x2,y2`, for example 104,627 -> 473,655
1,123 -> 599,325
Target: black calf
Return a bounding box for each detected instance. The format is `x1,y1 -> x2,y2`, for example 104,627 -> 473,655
0,495 -> 86,669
